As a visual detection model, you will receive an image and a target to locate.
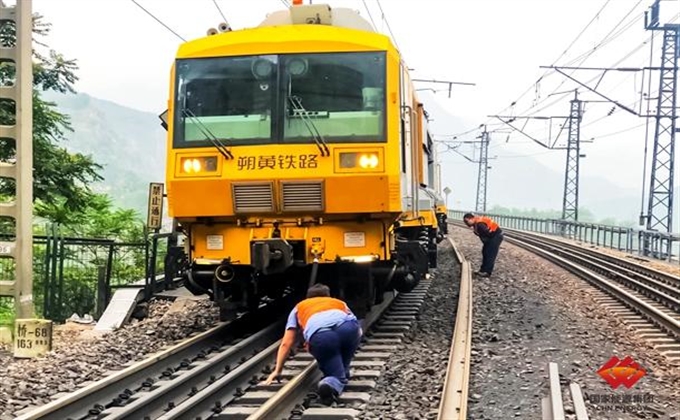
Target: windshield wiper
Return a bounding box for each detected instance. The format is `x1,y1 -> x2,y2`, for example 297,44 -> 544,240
181,108 -> 234,160
288,96 -> 330,157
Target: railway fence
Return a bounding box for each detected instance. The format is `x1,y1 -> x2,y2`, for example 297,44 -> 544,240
0,224 -> 177,323
449,210 -> 680,263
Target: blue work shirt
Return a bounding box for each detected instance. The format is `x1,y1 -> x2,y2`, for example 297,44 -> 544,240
286,306 -> 358,342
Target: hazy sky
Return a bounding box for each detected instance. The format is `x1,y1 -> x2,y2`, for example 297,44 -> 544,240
19,0 -> 680,199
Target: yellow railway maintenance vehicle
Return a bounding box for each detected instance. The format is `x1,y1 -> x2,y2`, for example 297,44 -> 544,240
396,188 -> 439,268
424,188 -> 448,242
160,2 -> 439,319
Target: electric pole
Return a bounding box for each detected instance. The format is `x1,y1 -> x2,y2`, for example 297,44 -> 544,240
491,91 -> 589,230
642,0 -> 678,258
538,1 -> 678,256
0,0 -> 34,318
476,128 -> 491,213
562,91 -> 583,225
435,125 -> 494,212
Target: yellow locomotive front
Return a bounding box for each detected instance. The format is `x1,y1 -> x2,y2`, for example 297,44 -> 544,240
161,4 -> 434,318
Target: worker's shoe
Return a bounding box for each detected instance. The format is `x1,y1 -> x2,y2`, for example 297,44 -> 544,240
475,271 -> 491,278
317,382 -> 339,406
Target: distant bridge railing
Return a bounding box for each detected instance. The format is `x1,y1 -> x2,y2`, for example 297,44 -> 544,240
448,210 -> 680,263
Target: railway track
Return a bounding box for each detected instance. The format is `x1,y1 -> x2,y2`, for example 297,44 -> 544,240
437,237 -> 472,420
495,227 -> 680,362
14,295 -> 297,420
212,280 -> 430,419
14,278 -> 430,420
17,240 -> 475,420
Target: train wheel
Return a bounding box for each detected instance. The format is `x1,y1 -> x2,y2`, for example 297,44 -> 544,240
338,263 -> 372,319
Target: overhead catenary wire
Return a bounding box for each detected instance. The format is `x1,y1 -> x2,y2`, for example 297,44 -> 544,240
360,0 -> 379,31
517,0 -> 645,118
453,0 -> 618,137
374,0 -> 400,51
495,1 -> 616,115
516,5 -> 680,128
500,7 -> 678,145
552,0 -> 613,66
519,11 -> 671,122
212,0 -> 228,23
130,0 -> 186,42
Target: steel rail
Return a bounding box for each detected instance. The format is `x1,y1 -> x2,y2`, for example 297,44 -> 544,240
542,362 -> 589,420
450,220 -> 679,288
13,321 -> 233,420
508,231 -> 680,311
155,340 -> 284,420
503,227 -> 680,289
570,383 -> 589,420
102,324 -> 282,419
244,285 -> 398,420
437,237 -> 472,420
505,235 -> 680,340
14,295 -> 295,420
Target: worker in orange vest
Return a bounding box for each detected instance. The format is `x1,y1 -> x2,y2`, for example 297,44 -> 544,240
463,212 -> 504,277
264,283 -> 362,405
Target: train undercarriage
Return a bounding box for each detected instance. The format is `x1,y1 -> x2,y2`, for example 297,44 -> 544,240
172,222 -> 437,321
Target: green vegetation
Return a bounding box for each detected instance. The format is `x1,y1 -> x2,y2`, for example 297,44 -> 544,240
0,14 -> 150,324
0,297 -> 13,328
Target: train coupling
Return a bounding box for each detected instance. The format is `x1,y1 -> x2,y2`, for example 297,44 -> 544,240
250,238 -> 294,275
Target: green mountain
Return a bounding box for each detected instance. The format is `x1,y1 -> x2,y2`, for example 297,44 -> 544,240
44,91 -> 167,217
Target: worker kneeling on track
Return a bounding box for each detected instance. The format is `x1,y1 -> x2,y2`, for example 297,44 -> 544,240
265,283 -> 362,405
463,212 -> 504,278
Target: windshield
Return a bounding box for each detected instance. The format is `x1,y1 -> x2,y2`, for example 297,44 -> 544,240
175,54 -> 277,145
173,51 -> 386,148
282,52 -> 386,143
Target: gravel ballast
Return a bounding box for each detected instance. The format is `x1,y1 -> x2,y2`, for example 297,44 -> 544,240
358,240 -> 460,419
0,297 -> 219,419
453,224 -> 680,420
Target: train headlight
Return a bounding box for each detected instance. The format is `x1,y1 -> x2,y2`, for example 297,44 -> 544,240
180,156 -> 218,174
358,153 -> 379,169
339,152 -> 380,169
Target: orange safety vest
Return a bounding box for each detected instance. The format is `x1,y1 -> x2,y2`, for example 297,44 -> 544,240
472,216 -> 499,232
295,297 -> 349,331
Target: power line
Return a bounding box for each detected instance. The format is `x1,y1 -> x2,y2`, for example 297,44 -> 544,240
500,0 -> 620,117
360,0 -> 378,31
551,0 -> 613,69
521,24 -> 665,120
495,2 -> 646,127
521,5 -> 680,122
212,0 -> 228,23
518,1 -> 645,118
455,0 -> 620,137
130,0 -> 186,42
591,122 -> 646,139
374,0 -> 400,51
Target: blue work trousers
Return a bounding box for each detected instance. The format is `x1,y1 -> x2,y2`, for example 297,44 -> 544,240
481,230 -> 504,274
308,319 -> 361,394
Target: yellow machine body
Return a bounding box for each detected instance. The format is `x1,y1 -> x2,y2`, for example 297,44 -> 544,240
160,3 -> 441,317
